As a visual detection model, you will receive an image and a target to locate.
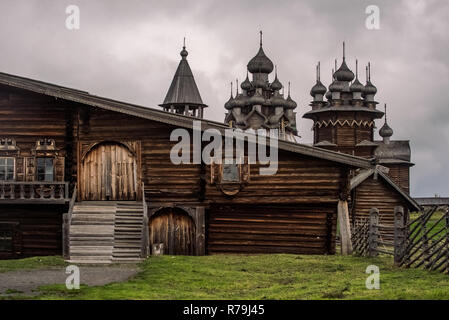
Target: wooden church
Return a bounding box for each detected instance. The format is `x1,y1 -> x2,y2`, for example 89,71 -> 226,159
0,35 -> 419,262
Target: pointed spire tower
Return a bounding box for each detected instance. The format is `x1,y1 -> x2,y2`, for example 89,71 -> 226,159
160,38 -> 207,118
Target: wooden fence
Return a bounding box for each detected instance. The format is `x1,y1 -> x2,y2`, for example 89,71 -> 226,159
352,206 -> 449,273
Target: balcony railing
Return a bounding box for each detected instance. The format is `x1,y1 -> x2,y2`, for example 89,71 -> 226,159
0,182 -> 70,203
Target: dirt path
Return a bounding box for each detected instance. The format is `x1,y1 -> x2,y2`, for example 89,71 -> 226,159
0,265 -> 139,297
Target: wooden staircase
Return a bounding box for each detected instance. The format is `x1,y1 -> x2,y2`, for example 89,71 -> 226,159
67,201 -> 145,264
112,202 -> 145,262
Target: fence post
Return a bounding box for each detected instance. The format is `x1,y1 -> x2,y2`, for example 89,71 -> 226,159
369,208 -> 379,257
394,206 -> 405,266
421,210 -> 430,265
444,207 -> 449,273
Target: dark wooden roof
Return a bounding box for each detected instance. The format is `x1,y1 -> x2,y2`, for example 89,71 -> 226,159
374,140 -> 413,165
160,54 -> 206,108
350,167 -> 421,211
0,71 -> 374,169
415,197 -> 449,206
303,105 -> 384,120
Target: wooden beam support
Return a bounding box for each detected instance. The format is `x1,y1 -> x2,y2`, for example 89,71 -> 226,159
338,200 -> 353,255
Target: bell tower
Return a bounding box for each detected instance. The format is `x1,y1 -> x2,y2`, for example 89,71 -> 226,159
160,39 -> 207,118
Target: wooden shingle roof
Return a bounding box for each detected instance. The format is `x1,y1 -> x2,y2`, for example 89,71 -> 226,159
0,71 -> 374,169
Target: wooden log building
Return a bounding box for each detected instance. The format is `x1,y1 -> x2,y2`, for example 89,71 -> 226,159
0,37 -> 420,262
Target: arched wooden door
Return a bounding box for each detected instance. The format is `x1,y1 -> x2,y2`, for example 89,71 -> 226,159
81,142 -> 137,201
149,208 -> 196,255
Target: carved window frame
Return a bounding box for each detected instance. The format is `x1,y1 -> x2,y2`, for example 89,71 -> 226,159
28,139 -> 65,182
0,138 -> 19,182
0,157 -> 16,181
210,156 -> 250,196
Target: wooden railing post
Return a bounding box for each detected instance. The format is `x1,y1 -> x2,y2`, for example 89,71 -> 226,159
369,208 -> 379,257
141,182 -> 149,258
63,184 -> 77,260
394,206 -> 405,265
62,212 -> 70,259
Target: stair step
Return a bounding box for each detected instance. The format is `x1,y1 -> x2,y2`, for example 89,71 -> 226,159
70,225 -> 114,234
113,248 -> 141,252
67,259 -> 112,264
68,255 -> 112,260
71,221 -> 115,226
68,201 -> 145,264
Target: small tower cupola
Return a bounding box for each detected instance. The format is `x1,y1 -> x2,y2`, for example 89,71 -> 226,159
350,59 -> 364,101
363,62 -> 377,104
329,61 -> 344,102
379,104 -> 394,144
334,42 -> 355,85
271,66 -> 283,91
310,62 -> 327,103
247,31 -> 274,76
159,38 -> 207,118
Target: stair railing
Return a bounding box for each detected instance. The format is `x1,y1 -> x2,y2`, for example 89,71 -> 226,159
141,182 -> 150,258
63,184 -> 77,260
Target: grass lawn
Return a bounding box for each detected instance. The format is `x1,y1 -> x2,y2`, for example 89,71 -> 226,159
0,256 -> 67,273
3,254 -> 447,300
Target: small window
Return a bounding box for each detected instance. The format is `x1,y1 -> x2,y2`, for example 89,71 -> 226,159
37,158 -> 54,182
0,157 -> 15,181
0,230 -> 13,252
222,162 -> 240,182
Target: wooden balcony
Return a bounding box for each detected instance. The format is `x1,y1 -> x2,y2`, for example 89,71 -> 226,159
0,182 -> 70,204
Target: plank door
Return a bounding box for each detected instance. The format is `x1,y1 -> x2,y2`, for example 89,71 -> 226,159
82,143 -> 137,201
149,208 -> 196,255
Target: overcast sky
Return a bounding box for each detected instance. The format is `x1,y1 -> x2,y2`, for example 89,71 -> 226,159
0,0 -> 447,197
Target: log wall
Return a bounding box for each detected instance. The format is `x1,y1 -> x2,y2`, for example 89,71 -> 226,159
0,204 -> 65,259
351,177 -> 409,240
207,204 -> 337,255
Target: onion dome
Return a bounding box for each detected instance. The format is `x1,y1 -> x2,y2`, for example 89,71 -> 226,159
379,104 -> 393,138
310,62 -> 327,97
364,81 -> 377,95
271,90 -> 287,107
224,83 -> 235,110
329,80 -> 344,92
379,122 -> 393,138
247,31 -> 274,74
241,72 -> 252,91
350,78 -> 364,92
234,93 -> 247,108
310,81 -> 327,96
350,59 -> 364,92
286,95 -> 297,109
334,60 -> 354,81
180,47 -> 188,59
363,62 -> 377,95
286,82 -> 297,109
325,90 -> 332,100
270,66 -> 283,91
248,90 -> 265,105
334,42 -> 355,82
